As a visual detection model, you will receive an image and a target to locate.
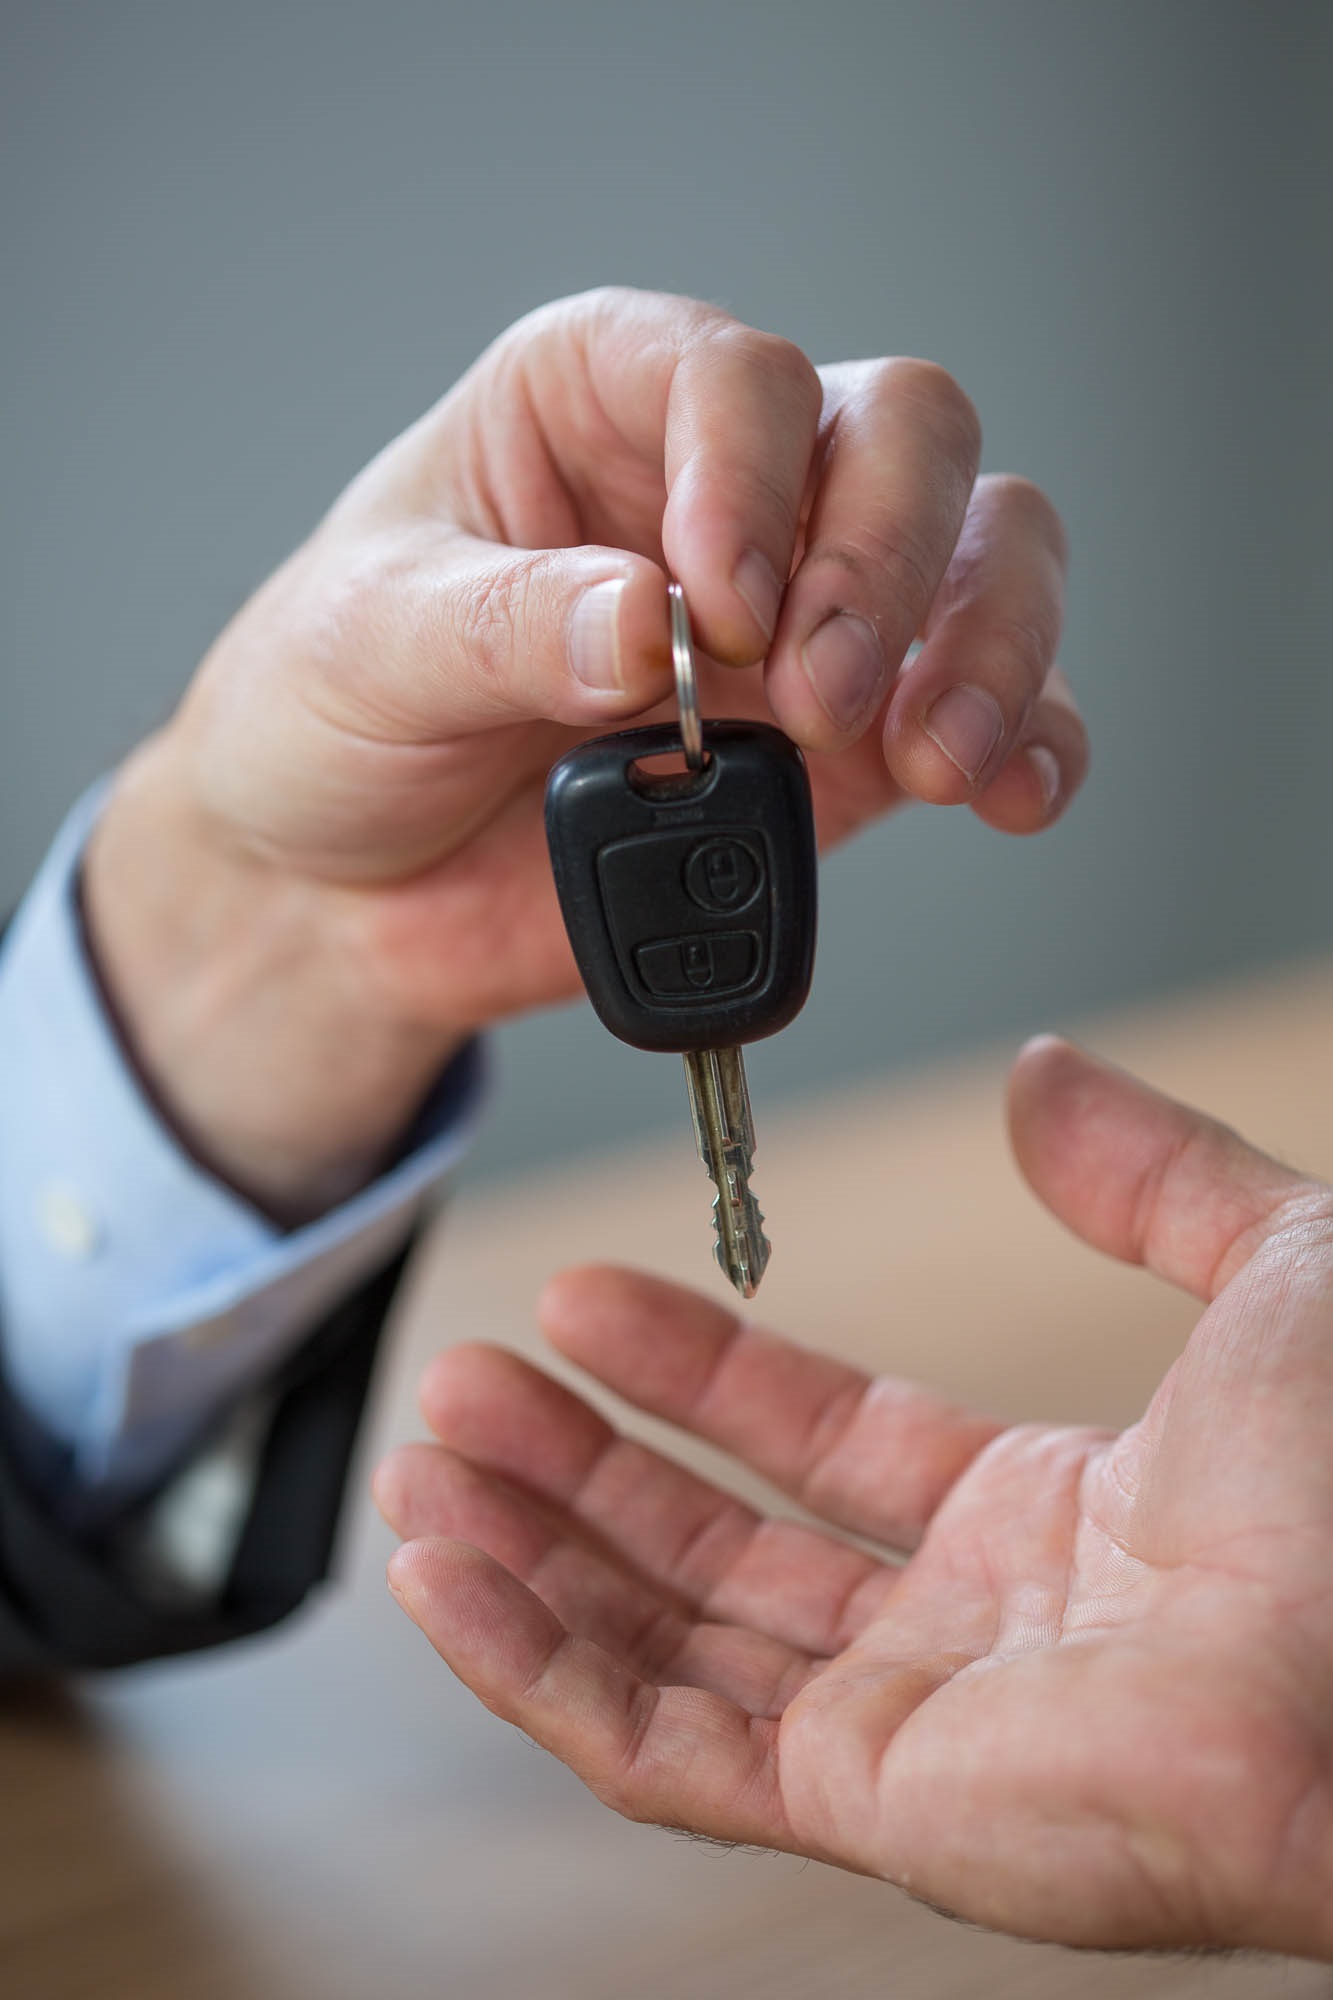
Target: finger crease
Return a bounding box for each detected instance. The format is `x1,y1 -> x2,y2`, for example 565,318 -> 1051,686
614,1680 -> 663,1794
793,1378 -> 869,1510
804,528 -> 934,614
565,1429 -> 628,1522
626,1600 -> 690,1678
517,1626 -> 578,1709
670,1499 -> 752,1600
826,1558 -> 893,1652
686,1316 -> 749,1429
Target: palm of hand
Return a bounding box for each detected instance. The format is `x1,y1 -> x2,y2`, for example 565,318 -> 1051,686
780,1337 -> 1330,1947
378,1039 -> 1333,1958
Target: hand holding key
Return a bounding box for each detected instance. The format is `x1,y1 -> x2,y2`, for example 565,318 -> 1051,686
84,287 -> 1085,1214
379,1041 -> 1333,1961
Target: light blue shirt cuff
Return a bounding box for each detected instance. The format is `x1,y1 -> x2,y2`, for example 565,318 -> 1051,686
0,786 -> 488,1504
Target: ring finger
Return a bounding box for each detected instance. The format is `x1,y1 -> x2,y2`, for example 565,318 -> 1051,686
882,472 -> 1078,814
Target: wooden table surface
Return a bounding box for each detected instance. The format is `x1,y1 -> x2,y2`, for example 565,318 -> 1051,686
5,961 -> 1333,2000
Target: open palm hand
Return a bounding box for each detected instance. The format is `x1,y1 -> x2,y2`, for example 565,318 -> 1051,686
377,1037 -> 1333,1959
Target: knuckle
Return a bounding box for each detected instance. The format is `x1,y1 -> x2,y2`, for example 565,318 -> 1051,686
593,1773 -> 644,1823
452,560 -> 523,690
738,457 -> 805,532
706,322 -> 822,410
548,283 -> 645,328
746,327 -> 822,402
575,282 -> 642,315
596,1739 -> 654,1824
490,292 -> 593,360
805,516 -> 937,622
511,287 -> 701,368
582,284 -> 704,349
977,472 -> 1069,566
879,357 -> 982,466
981,613 -> 1055,702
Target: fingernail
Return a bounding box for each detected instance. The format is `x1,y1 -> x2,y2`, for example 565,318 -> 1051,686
569,578 -> 626,692
732,548 -> 782,643
801,611 -> 884,730
1028,744 -> 1060,813
922,683 -> 1004,780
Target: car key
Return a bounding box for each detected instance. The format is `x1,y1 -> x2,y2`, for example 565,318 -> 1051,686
544,583 -> 817,1296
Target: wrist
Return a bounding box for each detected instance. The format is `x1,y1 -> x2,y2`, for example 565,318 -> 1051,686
82,737 -> 461,1220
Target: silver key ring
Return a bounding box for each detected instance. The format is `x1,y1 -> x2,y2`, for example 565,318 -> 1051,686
668,580 -> 706,773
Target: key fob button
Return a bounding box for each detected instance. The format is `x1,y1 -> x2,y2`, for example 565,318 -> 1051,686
634,930 -> 760,999
683,836 -> 764,914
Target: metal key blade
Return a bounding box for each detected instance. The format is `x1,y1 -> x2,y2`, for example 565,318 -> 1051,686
682,1047 -> 771,1298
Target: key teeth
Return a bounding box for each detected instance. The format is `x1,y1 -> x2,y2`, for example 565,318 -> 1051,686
713,1228 -> 771,1299
710,1185 -> 771,1299
683,1047 -> 770,1298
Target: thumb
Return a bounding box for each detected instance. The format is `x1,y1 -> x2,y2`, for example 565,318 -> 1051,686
325,530 -> 675,739
1007,1036 -> 1322,1302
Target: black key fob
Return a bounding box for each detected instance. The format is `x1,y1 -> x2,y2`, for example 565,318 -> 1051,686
544,720 -> 817,1055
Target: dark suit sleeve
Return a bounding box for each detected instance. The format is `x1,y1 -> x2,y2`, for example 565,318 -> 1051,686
0,1240 -> 411,1675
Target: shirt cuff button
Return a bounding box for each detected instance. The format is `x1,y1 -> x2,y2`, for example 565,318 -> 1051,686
37,1181 -> 102,1261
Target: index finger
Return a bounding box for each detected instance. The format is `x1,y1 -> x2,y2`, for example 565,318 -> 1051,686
538,1265 -> 1002,1550
655,309 -> 823,664
562,290 -> 825,665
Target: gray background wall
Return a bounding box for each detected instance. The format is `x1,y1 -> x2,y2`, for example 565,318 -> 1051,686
3,0 -> 1329,1178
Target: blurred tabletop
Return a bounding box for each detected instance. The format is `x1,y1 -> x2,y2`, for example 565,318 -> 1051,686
5,960 -> 1333,2000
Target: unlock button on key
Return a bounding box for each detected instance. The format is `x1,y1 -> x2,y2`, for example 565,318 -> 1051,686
634,930 -> 760,1000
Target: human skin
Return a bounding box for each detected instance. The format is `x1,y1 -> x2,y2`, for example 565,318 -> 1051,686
81,288 -> 1083,1217
377,1038 -> 1333,1960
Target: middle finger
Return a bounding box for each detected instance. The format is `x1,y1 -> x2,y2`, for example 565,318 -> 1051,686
883,471 -> 1071,808
763,357 -> 982,749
